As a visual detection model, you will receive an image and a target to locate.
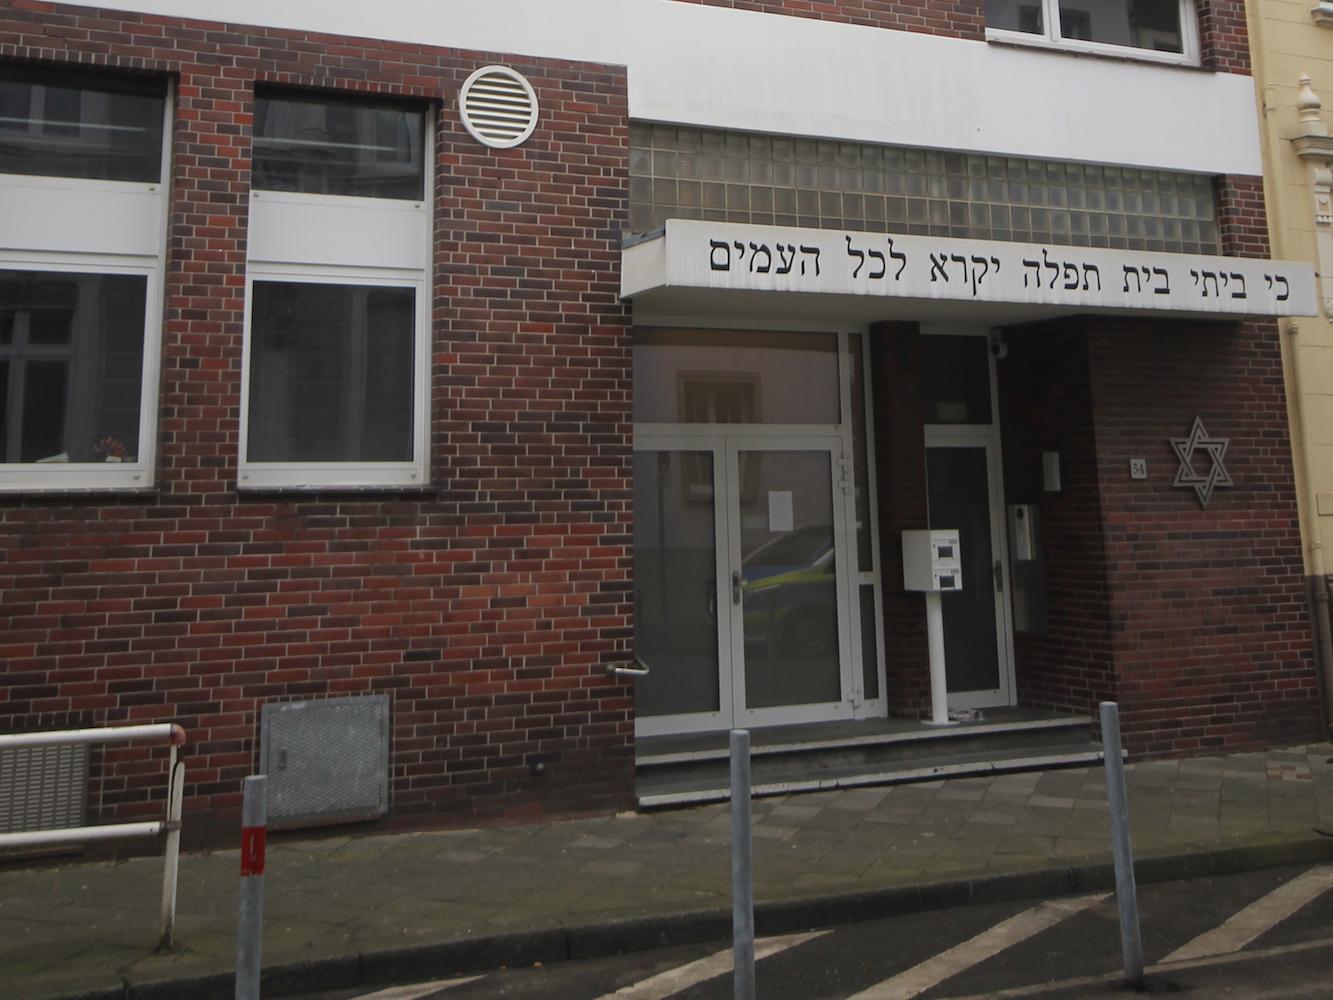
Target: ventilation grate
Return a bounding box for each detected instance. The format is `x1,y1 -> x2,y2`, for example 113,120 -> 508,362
459,65 -> 539,149
0,744 -> 88,834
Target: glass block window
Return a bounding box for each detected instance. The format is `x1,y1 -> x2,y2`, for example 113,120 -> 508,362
629,123 -> 1219,255
0,64 -> 166,183
0,271 -> 147,464
253,91 -> 426,200
246,281 -> 415,463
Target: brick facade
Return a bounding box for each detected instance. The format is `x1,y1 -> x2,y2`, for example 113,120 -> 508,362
869,323 -> 932,717
0,1 -> 634,833
998,325 -> 1117,719
994,314 -> 1320,756
1216,174 -> 1273,260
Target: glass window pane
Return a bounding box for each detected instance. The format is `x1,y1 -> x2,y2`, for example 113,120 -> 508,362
921,335 -> 992,425
0,271 -> 147,464
27,279 -> 76,345
739,450 -> 841,709
0,66 -> 165,182
633,449 -> 721,717
21,360 -> 67,462
986,0 -> 1045,32
253,93 -> 426,200
1058,0 -> 1183,52
633,328 -> 839,424
247,281 -> 416,463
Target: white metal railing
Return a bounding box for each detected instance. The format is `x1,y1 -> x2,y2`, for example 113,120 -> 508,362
0,723 -> 186,949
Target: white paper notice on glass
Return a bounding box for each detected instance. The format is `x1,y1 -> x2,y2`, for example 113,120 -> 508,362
768,490 -> 794,533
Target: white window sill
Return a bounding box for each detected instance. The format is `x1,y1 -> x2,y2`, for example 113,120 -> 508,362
985,28 -> 1199,69
237,464 -> 428,492
0,462 -> 153,493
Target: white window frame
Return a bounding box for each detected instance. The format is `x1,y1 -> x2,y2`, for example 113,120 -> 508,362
240,92 -> 433,492
986,0 -> 1200,67
0,76 -> 169,494
238,262 -> 430,490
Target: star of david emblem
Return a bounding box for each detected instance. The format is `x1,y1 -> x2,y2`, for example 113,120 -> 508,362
1170,417 -> 1232,509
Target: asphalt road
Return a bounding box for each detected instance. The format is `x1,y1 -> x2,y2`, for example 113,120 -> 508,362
297,862 -> 1333,999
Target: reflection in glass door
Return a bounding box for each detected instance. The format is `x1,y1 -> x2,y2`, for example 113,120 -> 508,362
632,447 -> 727,729
633,436 -> 854,734
924,436 -> 1013,708
729,444 -> 846,722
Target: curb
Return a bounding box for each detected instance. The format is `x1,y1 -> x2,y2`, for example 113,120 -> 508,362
35,834 -> 1333,1000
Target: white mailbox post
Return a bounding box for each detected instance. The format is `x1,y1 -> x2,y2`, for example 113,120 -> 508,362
902,529 -> 962,725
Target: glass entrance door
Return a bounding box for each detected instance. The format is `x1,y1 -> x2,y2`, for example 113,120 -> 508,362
633,434 -> 855,734
924,433 -> 1014,708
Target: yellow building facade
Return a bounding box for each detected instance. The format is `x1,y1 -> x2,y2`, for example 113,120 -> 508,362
1249,0 -> 1333,719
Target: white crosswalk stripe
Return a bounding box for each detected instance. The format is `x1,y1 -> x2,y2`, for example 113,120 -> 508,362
595,929 -> 828,1000
352,976 -> 482,999
1160,864 -> 1333,964
844,893 -> 1107,1000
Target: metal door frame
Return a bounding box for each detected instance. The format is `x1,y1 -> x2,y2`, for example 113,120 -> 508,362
922,426 -> 1016,710
632,430 -> 857,735
724,433 -> 857,729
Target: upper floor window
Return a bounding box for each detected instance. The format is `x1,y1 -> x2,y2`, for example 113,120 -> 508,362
247,280 -> 416,464
985,0 -> 1198,63
253,91 -> 426,200
0,65 -> 165,183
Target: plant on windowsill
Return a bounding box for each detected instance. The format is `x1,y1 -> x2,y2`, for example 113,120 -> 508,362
95,436 -> 129,463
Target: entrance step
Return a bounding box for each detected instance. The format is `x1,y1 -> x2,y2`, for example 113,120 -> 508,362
635,710 -> 1099,809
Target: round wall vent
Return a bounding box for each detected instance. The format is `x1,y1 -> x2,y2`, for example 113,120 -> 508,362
459,66 -> 539,149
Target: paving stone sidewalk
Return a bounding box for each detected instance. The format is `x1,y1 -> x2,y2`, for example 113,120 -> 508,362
5,743 -> 1333,1000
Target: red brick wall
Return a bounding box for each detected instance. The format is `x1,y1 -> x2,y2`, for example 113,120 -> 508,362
668,1 -> 1251,72
998,325 -> 1117,717
1086,316 -> 1319,755
997,315 -> 1319,755
1196,0 -> 1251,74
870,322 -> 932,717
1216,175 -> 1271,259
0,1 -> 633,833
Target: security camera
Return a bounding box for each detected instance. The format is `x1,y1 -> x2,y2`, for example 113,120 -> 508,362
990,339 -> 1008,360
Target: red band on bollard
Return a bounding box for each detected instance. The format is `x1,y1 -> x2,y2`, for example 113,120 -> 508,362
240,825 -> 266,877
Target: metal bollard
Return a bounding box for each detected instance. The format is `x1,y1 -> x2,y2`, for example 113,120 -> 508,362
235,775 -> 267,1000
730,729 -> 755,1000
157,740 -> 186,950
1100,702 -> 1144,987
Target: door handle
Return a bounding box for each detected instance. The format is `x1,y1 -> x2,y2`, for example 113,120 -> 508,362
732,570 -> 742,605
993,560 -> 1004,592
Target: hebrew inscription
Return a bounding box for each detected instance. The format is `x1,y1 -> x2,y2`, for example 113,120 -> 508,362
675,220 -> 1312,317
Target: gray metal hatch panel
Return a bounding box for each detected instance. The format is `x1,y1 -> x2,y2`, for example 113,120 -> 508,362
259,695 -> 390,828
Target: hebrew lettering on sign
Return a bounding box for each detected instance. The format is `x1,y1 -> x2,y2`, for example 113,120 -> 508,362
929,250 -> 1001,296
693,226 -> 1302,315
847,236 -> 865,278
749,242 -> 772,273
887,238 -> 907,279
846,236 -> 907,280
1121,264 -> 1170,295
